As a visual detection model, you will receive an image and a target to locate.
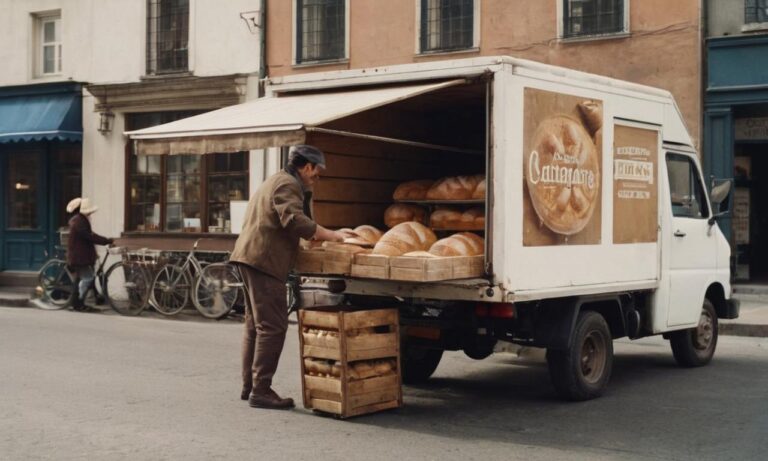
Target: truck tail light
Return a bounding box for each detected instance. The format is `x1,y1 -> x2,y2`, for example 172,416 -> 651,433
475,303 -> 516,319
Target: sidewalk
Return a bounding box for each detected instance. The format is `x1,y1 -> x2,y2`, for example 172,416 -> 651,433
3,285 -> 768,337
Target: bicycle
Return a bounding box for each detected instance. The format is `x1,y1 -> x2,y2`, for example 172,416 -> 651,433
151,239 -> 230,316
193,260 -> 244,319
38,245 -> 151,315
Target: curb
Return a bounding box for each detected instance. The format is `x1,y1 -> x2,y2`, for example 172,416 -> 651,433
0,296 -> 33,308
720,323 -> 768,338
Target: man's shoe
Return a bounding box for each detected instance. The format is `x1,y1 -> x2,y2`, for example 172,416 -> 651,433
248,390 -> 295,409
241,387 -> 252,401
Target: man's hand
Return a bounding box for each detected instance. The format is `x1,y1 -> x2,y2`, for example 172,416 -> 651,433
334,229 -> 359,242
313,226 -> 358,242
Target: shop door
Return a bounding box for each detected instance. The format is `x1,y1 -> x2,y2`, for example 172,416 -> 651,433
1,149 -> 49,271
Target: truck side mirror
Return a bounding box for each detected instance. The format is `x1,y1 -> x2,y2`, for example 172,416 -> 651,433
710,180 -> 732,212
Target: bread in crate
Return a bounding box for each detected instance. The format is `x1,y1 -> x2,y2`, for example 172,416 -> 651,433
389,232 -> 485,281
351,253 -> 390,279
299,308 -> 402,418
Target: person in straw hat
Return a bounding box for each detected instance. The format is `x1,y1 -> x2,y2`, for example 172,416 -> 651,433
65,197 -> 113,311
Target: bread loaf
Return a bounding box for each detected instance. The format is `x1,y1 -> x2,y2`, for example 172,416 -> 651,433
429,232 -> 484,257
426,174 -> 485,200
460,208 -> 485,229
393,179 -> 434,200
384,204 -> 426,228
472,178 -> 486,200
372,222 -> 437,256
429,208 -> 463,229
343,224 -> 383,246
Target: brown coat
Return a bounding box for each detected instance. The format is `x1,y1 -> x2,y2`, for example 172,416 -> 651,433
67,213 -> 111,267
230,170 -> 317,282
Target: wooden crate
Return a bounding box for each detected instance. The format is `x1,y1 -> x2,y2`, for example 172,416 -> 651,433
351,253 -> 390,279
389,255 -> 484,282
321,245 -> 370,275
298,307 -> 402,418
296,248 -> 325,274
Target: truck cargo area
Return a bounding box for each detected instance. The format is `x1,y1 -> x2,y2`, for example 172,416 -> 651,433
302,80 -> 489,263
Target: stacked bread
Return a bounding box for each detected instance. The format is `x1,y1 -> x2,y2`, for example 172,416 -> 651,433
392,180 -> 434,200
426,174 -> 485,201
428,232 -> 485,257
429,207 -> 485,230
372,222 -> 437,256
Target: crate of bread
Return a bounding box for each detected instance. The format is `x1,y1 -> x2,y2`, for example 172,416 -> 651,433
299,307 -> 401,419
295,225 -> 381,275
352,222 -> 485,282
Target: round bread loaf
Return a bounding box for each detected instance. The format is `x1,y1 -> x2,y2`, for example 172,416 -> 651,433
426,174 -> 484,200
384,204 -> 426,228
429,208 -> 463,229
343,224 -> 383,245
428,232 -> 485,257
372,221 -> 437,256
393,179 -> 434,200
460,208 -> 485,229
472,178 -> 486,199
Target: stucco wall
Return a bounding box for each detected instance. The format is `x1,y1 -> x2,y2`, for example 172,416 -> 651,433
0,0 -> 261,87
267,0 -> 702,146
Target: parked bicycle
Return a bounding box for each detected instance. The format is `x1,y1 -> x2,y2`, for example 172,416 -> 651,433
38,245 -> 151,315
151,239 -> 242,317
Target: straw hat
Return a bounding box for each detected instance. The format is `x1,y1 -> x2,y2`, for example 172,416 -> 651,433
66,197 -> 98,215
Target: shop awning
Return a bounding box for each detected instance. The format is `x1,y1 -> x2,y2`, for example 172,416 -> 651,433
0,91 -> 82,143
126,79 -> 464,155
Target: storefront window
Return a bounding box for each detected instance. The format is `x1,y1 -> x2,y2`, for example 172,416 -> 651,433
7,155 -> 39,229
207,152 -> 248,233
166,155 -> 201,232
129,155 -> 162,231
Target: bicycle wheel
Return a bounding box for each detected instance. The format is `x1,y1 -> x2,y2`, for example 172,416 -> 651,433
193,263 -> 242,319
105,261 -> 151,316
151,264 -> 190,316
37,259 -> 76,309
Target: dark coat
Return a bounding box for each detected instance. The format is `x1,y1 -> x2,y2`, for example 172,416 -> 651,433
230,169 -> 317,282
67,213 -> 111,267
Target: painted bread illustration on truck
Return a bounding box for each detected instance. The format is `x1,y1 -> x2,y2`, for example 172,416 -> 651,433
523,89 -> 604,244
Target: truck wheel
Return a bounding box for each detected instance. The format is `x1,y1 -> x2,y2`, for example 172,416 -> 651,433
546,311 -> 613,401
401,343 -> 443,385
670,299 -> 718,367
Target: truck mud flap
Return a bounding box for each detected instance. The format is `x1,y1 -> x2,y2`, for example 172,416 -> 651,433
531,298 -> 580,350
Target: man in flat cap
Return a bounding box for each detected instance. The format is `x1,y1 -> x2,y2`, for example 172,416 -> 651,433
231,145 -> 352,409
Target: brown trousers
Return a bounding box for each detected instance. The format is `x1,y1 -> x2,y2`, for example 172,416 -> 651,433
239,265 -> 288,394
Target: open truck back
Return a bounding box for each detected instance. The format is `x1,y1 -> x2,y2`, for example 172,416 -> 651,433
129,56 -> 739,400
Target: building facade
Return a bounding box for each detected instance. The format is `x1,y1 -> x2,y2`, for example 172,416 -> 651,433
266,0 -> 703,146
0,0 -> 264,274
705,0 -> 768,281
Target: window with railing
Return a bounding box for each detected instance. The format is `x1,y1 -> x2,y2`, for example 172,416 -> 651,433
562,0 -> 626,39
146,0 -> 189,75
420,0 -> 475,53
296,0 -> 346,64
746,0 -> 768,24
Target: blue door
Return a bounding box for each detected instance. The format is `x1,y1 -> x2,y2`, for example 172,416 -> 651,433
1,147 -> 49,271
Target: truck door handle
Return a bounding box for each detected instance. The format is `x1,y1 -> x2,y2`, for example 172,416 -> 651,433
674,230 -> 687,238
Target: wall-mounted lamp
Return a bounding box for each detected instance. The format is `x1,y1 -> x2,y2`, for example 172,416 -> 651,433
98,110 -> 115,134
240,10 -> 262,35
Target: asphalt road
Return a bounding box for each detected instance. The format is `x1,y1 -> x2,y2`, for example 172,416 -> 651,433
1,306 -> 766,461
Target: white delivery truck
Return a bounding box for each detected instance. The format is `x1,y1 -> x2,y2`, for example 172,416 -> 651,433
129,56 -> 739,400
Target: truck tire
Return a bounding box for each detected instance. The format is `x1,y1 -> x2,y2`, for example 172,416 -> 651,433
546,310 -> 613,401
401,342 -> 443,385
670,299 -> 718,367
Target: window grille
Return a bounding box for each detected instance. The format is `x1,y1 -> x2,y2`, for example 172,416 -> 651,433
296,0 -> 345,63
147,0 -> 189,75
420,0 -> 474,53
746,0 -> 768,24
563,0 -> 625,38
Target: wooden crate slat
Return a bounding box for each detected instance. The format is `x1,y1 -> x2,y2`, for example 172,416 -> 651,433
390,267 -> 453,282
304,375 -> 342,394
347,346 -> 398,362
344,309 -> 398,330
348,374 -> 399,395
354,254 -> 390,267
295,249 -> 325,273
389,256 -> 456,271
349,388 -> 400,409
300,310 -> 340,330
345,399 -> 401,418
322,260 -> 353,275
310,398 -> 343,414
351,264 -> 389,279
303,345 -> 342,361
308,388 -> 342,402
346,332 -> 398,352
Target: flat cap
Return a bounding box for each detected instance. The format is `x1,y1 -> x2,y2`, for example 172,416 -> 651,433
289,144 -> 326,169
